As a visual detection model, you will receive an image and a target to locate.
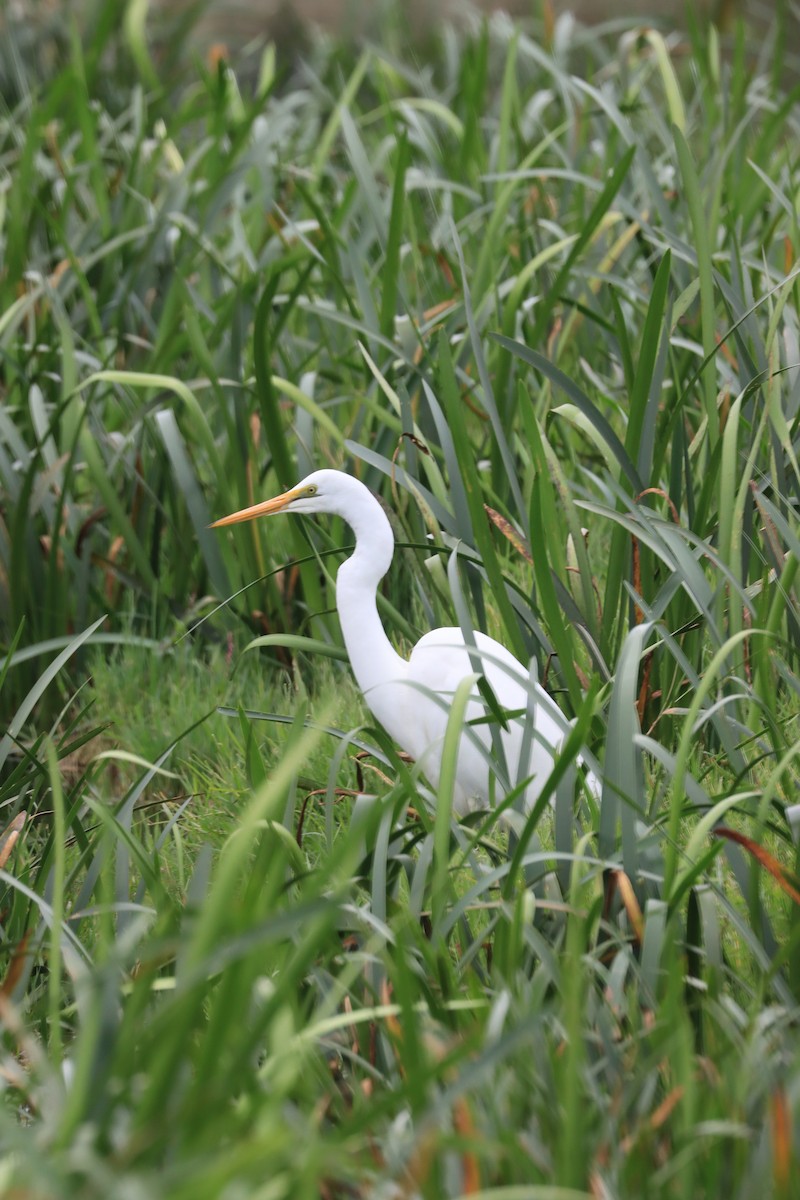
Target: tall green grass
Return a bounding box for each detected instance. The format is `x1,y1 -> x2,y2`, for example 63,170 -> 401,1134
1,2 -> 799,1195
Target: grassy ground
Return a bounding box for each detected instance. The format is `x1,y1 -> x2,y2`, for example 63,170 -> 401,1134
1,3 -> 799,1196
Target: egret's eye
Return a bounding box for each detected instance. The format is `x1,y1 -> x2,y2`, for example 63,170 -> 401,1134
305,484 -> 318,496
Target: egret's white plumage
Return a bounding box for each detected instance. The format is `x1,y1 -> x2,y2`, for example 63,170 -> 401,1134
213,469 -> 593,813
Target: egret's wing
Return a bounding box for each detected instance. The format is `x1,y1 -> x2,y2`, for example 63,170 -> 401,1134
409,628 -> 565,729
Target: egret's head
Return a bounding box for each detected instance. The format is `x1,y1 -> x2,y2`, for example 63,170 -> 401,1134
210,469 -> 355,528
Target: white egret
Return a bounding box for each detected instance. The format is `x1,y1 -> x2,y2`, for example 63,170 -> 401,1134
212,469 -> 594,813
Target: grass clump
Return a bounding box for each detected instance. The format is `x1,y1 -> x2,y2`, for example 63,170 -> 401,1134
0,2 -> 799,1196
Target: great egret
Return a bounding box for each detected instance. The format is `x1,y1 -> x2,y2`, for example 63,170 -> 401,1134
212,469 -> 595,814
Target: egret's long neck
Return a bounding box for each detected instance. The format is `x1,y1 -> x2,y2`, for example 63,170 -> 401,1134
335,499 -> 408,700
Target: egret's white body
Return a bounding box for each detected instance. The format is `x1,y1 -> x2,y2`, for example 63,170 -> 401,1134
213,469 -> 592,814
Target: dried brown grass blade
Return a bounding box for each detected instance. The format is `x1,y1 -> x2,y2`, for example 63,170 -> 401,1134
0,812 -> 26,871
614,869 -> 644,944
713,827 -> 800,905
484,505 -> 533,564
0,931 -> 30,999
771,1084 -> 792,1198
